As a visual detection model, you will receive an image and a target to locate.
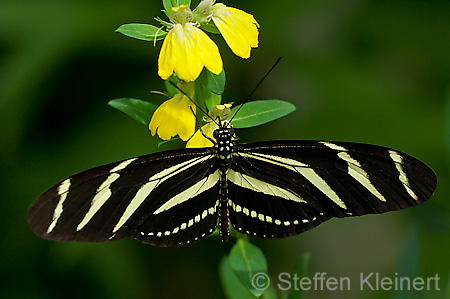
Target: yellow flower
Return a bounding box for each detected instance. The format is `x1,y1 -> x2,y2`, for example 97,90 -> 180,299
149,92 -> 196,141
158,5 -> 223,82
211,3 -> 259,59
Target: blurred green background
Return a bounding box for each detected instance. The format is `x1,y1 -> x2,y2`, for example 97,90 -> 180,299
1,0 -> 449,298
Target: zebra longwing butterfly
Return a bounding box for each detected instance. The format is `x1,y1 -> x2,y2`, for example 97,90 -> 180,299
27,119 -> 436,247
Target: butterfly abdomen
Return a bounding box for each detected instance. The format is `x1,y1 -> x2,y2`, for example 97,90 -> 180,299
218,172 -> 230,242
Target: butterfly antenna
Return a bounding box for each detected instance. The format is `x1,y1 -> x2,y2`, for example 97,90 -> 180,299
169,81 -> 221,127
189,101 -> 202,130
190,106 -> 215,145
230,57 -> 282,122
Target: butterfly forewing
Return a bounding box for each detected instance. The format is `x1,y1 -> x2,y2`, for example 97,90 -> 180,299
27,148 -> 218,245
227,141 -> 436,238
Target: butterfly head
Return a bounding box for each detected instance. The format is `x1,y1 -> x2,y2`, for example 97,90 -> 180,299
208,105 -> 234,144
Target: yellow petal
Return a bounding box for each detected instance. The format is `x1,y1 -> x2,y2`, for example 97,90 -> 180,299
149,93 -> 196,141
186,122 -> 217,148
158,23 -> 223,82
158,28 -> 176,80
175,96 -> 197,140
212,3 -> 259,59
193,25 -> 223,76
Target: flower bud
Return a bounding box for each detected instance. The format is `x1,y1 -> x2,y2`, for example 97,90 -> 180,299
171,5 -> 194,25
196,0 -> 216,15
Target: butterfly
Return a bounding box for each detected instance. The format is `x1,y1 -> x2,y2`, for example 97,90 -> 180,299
27,115 -> 436,247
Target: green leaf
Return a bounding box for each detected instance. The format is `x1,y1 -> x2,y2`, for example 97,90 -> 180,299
176,0 -> 191,6
201,23 -> 220,34
231,100 -> 296,129
195,81 -> 222,112
108,98 -> 157,126
394,225 -> 422,299
287,253 -> 311,299
204,92 -> 222,112
162,0 -> 172,17
162,10 -> 171,19
229,238 -> 268,297
262,283 -> 277,299
198,68 -> 225,95
165,75 -> 178,97
116,24 -> 167,42
219,256 -> 254,299
157,137 -> 180,147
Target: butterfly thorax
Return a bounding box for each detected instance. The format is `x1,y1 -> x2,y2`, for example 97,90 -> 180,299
213,127 -> 235,169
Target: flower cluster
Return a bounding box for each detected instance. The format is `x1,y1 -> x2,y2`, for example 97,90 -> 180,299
159,0 -> 259,82
152,0 -> 259,145
116,0 -> 260,147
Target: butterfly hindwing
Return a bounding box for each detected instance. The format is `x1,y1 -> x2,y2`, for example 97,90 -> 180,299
130,159 -> 220,247
228,140 -> 436,238
228,150 -> 330,238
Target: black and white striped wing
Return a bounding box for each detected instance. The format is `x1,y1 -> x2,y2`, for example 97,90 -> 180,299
228,141 -> 436,238
28,148 -> 219,247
